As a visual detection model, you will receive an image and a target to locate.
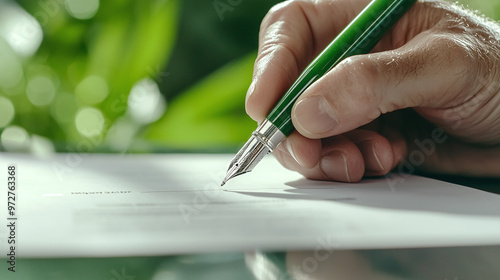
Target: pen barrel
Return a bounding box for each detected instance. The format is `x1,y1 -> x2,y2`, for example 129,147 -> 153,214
266,0 -> 417,136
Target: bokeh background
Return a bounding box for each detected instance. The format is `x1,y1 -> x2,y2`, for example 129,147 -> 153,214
0,0 -> 498,154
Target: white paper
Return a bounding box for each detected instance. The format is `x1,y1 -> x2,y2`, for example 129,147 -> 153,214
0,153 -> 499,258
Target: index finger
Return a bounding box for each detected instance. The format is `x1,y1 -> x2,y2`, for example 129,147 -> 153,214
245,0 -> 369,123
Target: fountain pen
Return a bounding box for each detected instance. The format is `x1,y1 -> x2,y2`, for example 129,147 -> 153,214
221,0 -> 417,186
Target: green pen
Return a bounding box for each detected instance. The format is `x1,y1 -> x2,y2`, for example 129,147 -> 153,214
221,0 -> 417,186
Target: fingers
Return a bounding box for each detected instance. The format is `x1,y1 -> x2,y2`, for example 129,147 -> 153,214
291,31 -> 478,139
274,129 -> 404,182
279,131 -> 322,168
274,134 -> 364,182
255,0 -> 500,182
245,0 -> 370,123
342,130 -> 394,177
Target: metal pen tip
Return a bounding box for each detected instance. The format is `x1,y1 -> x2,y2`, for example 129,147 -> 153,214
221,119 -> 283,188
220,163 -> 240,187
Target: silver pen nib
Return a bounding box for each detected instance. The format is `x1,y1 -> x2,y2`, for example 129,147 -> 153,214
221,138 -> 269,186
221,119 -> 285,186
221,164 -> 242,186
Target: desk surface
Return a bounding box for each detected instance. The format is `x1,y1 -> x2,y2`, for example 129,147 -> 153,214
0,153 -> 499,279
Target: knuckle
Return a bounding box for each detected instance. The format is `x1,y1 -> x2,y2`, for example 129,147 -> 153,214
334,56 -> 382,113
261,0 -> 313,33
262,0 -> 297,29
255,43 -> 299,81
427,33 -> 483,94
427,34 -> 474,71
258,1 -> 307,68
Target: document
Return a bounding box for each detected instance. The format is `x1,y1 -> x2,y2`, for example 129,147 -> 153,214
0,153 -> 499,257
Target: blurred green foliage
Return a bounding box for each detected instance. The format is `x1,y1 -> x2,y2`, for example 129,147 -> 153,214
0,0 -> 281,153
144,52 -> 257,150
0,0 -> 499,154
0,0 -> 181,153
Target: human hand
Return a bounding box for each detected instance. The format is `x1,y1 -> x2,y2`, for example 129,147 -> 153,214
245,0 -> 500,182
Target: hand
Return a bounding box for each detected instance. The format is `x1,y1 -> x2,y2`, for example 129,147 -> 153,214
245,0 -> 500,182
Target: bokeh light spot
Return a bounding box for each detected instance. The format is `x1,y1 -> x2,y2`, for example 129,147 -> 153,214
0,96 -> 15,128
75,75 -> 108,104
51,93 -> 78,124
0,1 -> 43,57
65,0 -> 100,20
105,118 -> 137,152
75,107 -> 104,138
128,78 -> 166,124
26,76 -> 56,107
30,134 -> 55,156
1,125 -> 29,152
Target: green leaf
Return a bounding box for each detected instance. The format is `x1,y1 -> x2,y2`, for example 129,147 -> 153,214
88,0 -> 179,119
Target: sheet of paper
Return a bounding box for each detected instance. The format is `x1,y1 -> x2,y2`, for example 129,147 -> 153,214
0,153 -> 499,258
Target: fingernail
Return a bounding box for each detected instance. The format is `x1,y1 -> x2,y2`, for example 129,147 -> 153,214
320,151 -> 351,182
357,141 -> 384,172
285,139 -> 303,166
293,96 -> 338,135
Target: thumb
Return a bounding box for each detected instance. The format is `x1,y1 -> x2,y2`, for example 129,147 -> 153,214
291,34 -> 476,139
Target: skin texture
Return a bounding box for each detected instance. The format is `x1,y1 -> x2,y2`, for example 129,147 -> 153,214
245,0 -> 500,182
